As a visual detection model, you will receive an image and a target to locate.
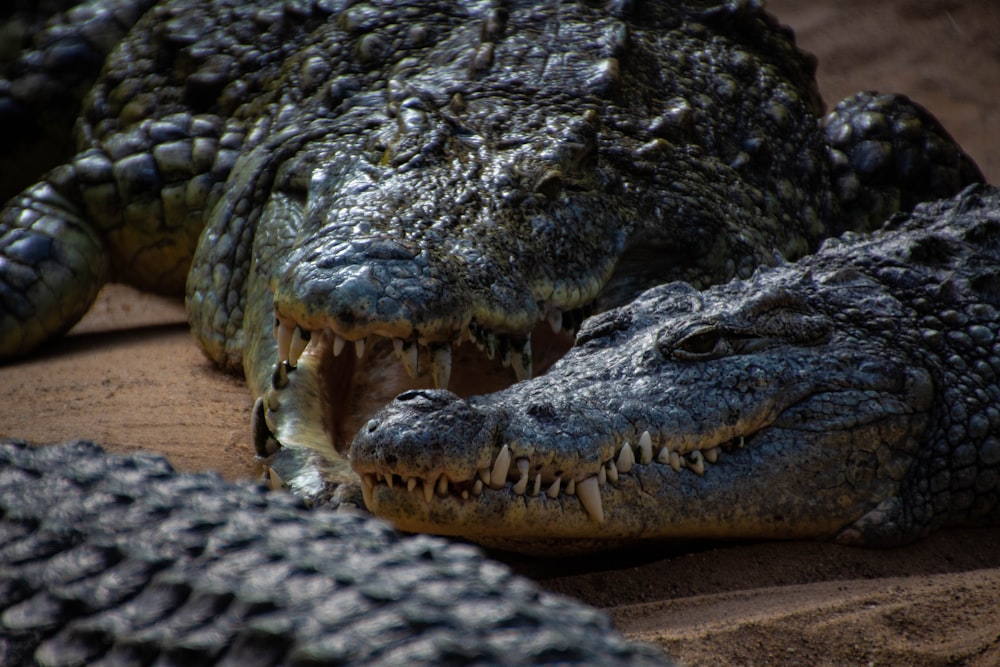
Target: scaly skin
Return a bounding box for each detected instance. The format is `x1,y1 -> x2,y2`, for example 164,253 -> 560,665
0,439 -> 671,666
0,2 -> 983,534
351,184 -> 1000,553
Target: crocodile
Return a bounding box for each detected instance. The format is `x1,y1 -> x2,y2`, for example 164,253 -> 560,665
0,3 -> 982,525
351,184 -> 1000,552
0,439 -> 671,666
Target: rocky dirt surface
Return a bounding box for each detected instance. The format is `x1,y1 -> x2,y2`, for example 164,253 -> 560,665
2,1 -> 998,665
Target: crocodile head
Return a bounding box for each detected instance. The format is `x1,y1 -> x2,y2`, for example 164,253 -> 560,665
350,260 -> 938,553
237,2 -> 818,497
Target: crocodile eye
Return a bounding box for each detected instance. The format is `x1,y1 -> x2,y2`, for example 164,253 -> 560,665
672,328 -> 730,360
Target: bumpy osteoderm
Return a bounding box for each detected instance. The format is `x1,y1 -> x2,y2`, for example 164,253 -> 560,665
0,440 -> 671,666
352,185 -> 1000,552
0,2 -> 985,551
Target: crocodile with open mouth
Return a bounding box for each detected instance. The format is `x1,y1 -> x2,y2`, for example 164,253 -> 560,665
353,184 -> 1000,553
0,1 -> 983,539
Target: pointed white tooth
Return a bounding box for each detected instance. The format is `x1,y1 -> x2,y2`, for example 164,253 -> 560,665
669,451 -> 682,472
436,474 -> 449,495
276,321 -> 293,363
478,467 -> 490,485
577,477 -> 604,522
516,458 -> 530,478
512,474 -> 528,495
530,473 -> 542,496
355,337 -> 367,358
546,477 -> 561,498
547,308 -> 563,333
606,460 -> 618,483
266,467 -> 284,491
407,477 -> 418,493
423,477 -> 436,503
687,450 -> 706,476
288,327 -> 311,368
489,445 -> 511,489
333,335 -> 347,357
704,447 -> 719,463
392,338 -> 404,359
657,447 -> 671,465
738,435 -> 745,448
430,345 -> 452,388
565,477 -> 576,496
511,337 -> 533,381
598,465 -> 607,486
361,474 -> 375,507
385,474 -> 394,489
638,431 -> 653,464
616,442 -> 635,473
472,479 -> 484,496
401,342 -> 418,378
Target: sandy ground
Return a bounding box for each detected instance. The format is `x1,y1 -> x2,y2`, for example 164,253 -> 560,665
2,1 -> 999,665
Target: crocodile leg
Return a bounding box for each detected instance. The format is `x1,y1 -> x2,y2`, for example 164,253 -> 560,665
821,91 -> 984,234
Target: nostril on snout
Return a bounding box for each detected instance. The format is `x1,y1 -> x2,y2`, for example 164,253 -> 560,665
366,418 -> 380,433
396,389 -> 428,402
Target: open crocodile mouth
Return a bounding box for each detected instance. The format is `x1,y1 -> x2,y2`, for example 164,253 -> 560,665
251,301 -> 592,491
356,428 -> 754,526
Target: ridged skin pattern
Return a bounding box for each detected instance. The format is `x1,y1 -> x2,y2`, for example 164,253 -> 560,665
353,185 -> 1000,551
0,440 -> 671,667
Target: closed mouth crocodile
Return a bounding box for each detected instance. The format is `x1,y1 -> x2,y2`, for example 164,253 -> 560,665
352,184 -> 1000,553
0,0 -> 985,551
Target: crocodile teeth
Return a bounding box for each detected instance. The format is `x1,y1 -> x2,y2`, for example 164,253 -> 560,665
266,466 -> 284,492
546,477 -> 561,498
392,338 -> 404,359
407,477 -> 418,493
401,341 -> 419,378
512,458 -> 530,495
577,476 -> 604,522
547,308 -> 563,333
472,479 -> 483,496
686,450 -> 705,476
565,477 -> 576,496
430,345 -> 452,388
423,477 -> 436,503
616,442 -> 635,473
288,327 -> 311,368
638,431 -> 653,464
606,460 -> 618,483
669,451 -> 682,471
276,320 -> 293,363
489,445 -> 511,489
333,335 -> 347,357
598,465 -> 607,486
436,474 -> 449,495
704,447 -> 719,463
361,474 -> 374,507
355,337 -> 367,358
530,473 -> 542,496
511,337 -> 532,381
656,447 -> 671,465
